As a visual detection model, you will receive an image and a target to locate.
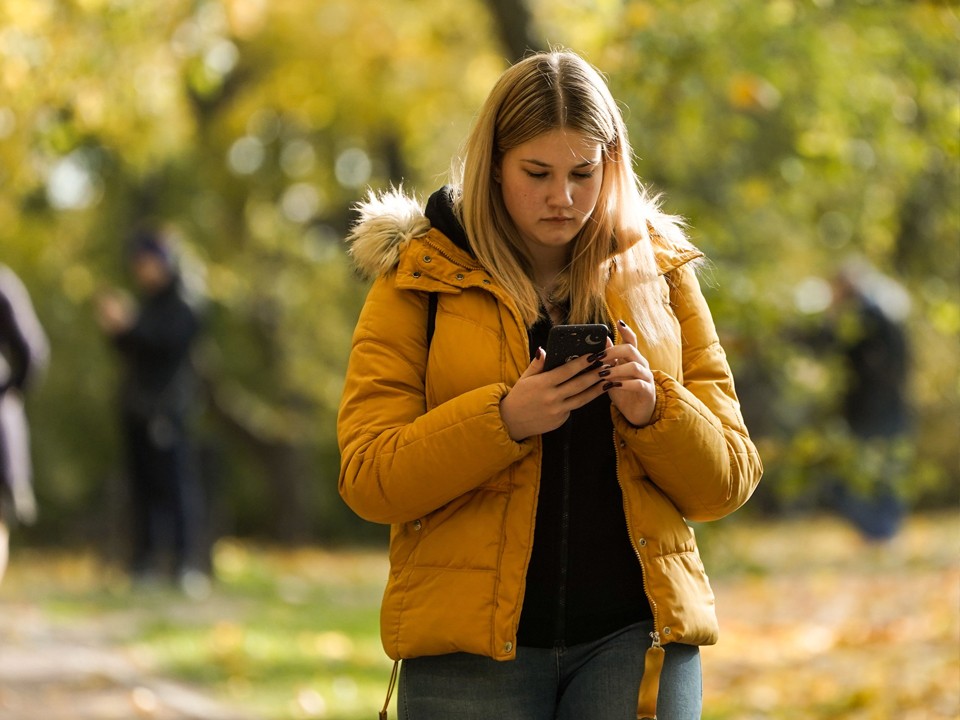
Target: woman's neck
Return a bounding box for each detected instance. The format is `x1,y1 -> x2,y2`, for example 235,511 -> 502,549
525,243 -> 570,324
531,264 -> 568,325
529,249 -> 568,293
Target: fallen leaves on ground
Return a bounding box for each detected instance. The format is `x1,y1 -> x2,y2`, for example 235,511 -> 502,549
701,513 -> 959,720
0,512 -> 956,720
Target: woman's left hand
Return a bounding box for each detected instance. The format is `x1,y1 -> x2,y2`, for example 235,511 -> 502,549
597,320 -> 657,427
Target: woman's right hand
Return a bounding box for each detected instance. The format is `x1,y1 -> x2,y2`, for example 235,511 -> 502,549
499,348 -> 607,441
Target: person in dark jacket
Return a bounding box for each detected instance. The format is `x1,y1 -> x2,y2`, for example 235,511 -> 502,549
96,229 -> 207,593
825,259 -> 913,541
0,264 -> 49,582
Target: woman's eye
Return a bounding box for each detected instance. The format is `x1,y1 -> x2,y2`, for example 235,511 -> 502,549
573,171 -> 595,179
525,171 -> 547,179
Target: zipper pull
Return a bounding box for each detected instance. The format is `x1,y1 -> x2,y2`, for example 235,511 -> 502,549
638,632 -> 665,719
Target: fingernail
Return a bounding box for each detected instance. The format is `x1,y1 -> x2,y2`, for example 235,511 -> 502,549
598,369 -> 611,378
587,350 -> 607,362
534,346 -> 545,360
602,381 -> 622,392
617,319 -> 627,328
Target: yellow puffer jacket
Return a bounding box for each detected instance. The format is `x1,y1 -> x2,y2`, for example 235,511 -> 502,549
338,189 -> 762,717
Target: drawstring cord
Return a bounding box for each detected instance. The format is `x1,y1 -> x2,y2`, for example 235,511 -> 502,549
379,660 -> 400,720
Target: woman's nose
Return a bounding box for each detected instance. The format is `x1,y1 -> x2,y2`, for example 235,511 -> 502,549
547,178 -> 574,208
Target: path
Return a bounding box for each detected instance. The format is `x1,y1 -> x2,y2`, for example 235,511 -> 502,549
0,594 -> 261,720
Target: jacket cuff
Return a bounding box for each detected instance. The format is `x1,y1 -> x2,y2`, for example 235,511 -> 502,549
648,381 -> 667,426
610,376 -> 669,432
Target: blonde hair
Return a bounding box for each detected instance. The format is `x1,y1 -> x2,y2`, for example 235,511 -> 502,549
455,50 -> 695,341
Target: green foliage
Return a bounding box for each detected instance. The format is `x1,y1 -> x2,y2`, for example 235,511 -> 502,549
0,0 -> 956,540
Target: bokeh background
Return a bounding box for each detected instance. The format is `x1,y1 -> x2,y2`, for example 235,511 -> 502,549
3,0 -> 957,548
0,1 -> 958,719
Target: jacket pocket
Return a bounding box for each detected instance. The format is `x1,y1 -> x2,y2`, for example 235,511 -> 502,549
387,518 -> 424,579
409,488 -> 508,571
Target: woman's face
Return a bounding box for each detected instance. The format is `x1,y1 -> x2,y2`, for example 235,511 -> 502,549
498,128 -> 603,260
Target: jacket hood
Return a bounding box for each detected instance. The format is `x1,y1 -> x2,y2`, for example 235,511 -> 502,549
424,185 -> 471,254
346,186 -> 471,280
346,186 -> 431,279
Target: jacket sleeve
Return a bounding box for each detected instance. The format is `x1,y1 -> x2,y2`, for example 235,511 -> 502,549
614,264 -> 762,522
337,274 -> 532,525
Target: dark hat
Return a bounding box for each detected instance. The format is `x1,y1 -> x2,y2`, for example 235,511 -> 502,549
127,228 -> 174,267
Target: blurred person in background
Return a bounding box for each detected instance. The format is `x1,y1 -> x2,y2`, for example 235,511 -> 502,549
338,50 -> 762,720
822,257 -> 913,541
0,264 -> 49,583
96,228 -> 209,596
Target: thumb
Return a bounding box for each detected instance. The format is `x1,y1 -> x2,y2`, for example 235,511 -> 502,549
520,346 -> 546,378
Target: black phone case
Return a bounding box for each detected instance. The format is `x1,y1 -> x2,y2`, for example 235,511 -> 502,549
543,323 -> 610,371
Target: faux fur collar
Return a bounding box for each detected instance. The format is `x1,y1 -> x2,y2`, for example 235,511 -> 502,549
346,187 -> 431,279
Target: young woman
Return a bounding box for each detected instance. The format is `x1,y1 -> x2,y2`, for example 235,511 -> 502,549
338,50 -> 762,720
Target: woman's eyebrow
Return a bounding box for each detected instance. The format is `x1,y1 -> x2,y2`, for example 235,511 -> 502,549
520,158 -> 601,168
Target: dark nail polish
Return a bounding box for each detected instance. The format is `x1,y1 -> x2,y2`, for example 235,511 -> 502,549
598,369 -> 611,378
587,350 -> 607,362
602,381 -> 622,392
617,319 -> 627,328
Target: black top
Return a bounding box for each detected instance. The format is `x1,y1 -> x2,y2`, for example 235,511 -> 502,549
0,267 -> 46,395
0,288 -> 32,394
517,314 -> 651,648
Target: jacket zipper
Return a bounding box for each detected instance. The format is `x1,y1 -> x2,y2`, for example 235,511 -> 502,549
555,418 -> 573,644
608,319 -> 661,636
422,236 -> 484,271
613,427 -> 660,636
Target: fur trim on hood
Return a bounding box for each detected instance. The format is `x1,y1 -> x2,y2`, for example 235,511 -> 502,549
346,187 -> 430,279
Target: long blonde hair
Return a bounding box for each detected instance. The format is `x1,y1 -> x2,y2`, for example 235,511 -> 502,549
455,50 -> 695,342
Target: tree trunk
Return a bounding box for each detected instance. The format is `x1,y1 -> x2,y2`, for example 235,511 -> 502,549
483,0 -> 543,61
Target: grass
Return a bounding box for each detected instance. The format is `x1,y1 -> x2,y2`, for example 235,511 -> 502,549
2,541 -> 393,719
1,512 -> 958,719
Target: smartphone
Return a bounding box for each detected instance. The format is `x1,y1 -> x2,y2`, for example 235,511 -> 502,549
543,323 -> 611,371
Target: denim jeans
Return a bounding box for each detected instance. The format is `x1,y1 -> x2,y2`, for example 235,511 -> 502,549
397,621 -> 702,720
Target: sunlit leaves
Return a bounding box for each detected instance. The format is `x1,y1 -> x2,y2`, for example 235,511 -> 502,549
0,0 -> 956,537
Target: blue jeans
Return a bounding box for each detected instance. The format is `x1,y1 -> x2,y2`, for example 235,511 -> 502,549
397,621 -> 702,720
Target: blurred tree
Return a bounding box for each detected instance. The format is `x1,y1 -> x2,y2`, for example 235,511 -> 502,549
0,0 -> 956,546
483,0 -> 542,60
0,0 -> 507,544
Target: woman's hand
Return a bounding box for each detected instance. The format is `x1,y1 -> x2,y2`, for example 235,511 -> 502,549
500,348 -> 607,441
597,320 -> 658,427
